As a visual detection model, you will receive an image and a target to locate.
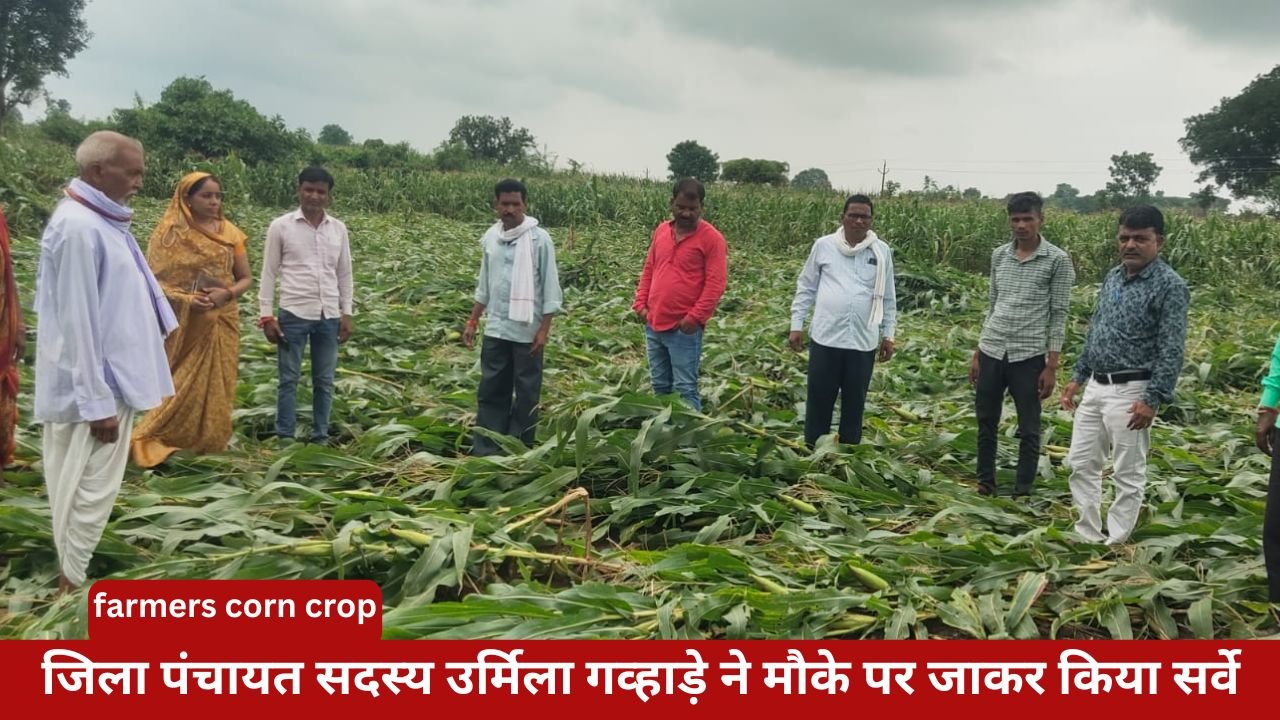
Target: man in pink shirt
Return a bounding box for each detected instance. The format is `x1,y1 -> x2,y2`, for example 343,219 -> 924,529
631,179 -> 728,411
257,166 -> 355,445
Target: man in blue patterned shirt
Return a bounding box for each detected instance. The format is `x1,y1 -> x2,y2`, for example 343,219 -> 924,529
1060,205 -> 1189,545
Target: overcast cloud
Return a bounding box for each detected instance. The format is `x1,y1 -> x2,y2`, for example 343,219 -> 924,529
40,0 -> 1280,199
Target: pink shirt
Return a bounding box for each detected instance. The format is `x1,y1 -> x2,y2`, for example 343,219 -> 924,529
258,209 -> 354,321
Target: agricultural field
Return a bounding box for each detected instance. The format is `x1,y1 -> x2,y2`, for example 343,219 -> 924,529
1,185 -> 1279,640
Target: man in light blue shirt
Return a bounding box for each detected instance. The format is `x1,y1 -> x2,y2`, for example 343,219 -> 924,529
789,194 -> 897,448
462,179 -> 563,455
34,131 -> 176,592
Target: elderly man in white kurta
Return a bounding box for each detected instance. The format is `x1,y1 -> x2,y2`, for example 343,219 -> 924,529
35,131 -> 176,592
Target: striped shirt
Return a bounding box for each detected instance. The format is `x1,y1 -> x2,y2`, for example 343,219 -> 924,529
978,238 -> 1075,362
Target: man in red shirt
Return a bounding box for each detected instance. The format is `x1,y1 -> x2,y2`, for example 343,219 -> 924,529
631,178 -> 728,411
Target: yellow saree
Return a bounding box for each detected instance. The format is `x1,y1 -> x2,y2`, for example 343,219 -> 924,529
131,172 -> 248,468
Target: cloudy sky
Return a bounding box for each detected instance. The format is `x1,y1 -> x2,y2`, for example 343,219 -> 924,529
41,0 -> 1280,198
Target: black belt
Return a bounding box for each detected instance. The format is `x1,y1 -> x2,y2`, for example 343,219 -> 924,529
1092,370 -> 1152,385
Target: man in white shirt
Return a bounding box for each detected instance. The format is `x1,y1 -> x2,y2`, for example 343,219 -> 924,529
788,194 -> 897,448
257,167 -> 355,444
35,130 -> 177,592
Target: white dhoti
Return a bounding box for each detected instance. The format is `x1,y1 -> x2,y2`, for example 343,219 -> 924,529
42,404 -> 135,586
1065,380 -> 1152,545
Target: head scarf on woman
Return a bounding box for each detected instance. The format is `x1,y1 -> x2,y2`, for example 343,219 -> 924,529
146,171 -> 248,300
150,171 -> 248,254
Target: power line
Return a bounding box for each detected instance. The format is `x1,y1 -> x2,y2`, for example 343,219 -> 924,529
807,155 -> 1277,171
833,167 -> 1249,176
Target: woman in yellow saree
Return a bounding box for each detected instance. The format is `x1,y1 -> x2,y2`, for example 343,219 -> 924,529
131,172 -> 252,467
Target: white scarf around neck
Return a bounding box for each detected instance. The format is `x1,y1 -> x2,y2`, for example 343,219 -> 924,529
66,178 -> 179,338
494,216 -> 539,323
831,227 -> 888,331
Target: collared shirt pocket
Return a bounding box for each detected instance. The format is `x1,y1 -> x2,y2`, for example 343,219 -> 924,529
855,255 -> 880,284
317,227 -> 344,269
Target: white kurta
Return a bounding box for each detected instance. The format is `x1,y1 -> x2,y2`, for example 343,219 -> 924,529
42,404 -> 135,585
35,179 -> 175,585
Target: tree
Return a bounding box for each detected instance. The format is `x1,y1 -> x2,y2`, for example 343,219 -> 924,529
447,115 -> 535,165
1191,185 -> 1223,215
112,76 -> 310,165
962,187 -> 982,200
791,167 -> 831,190
882,180 -> 901,198
1051,183 -> 1080,202
1181,65 -> 1280,199
1103,151 -> 1162,206
318,123 -> 353,146
0,0 -> 91,132
720,158 -> 789,186
431,140 -> 472,172
36,97 -> 106,147
666,140 -> 719,182
341,138 -> 418,169
1263,177 -> 1280,217
1049,183 -> 1083,211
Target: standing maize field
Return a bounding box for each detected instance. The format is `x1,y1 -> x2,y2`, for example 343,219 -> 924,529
1,161 -> 1279,640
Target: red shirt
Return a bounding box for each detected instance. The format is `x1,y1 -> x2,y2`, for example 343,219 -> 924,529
632,219 -> 728,332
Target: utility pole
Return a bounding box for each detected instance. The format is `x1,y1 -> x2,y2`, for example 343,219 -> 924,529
878,161 -> 889,197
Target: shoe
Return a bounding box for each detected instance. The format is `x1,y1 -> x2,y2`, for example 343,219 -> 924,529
977,484 -> 995,497
1012,486 -> 1032,498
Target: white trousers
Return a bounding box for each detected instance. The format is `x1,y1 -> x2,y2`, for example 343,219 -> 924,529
42,405 -> 135,586
1066,380 -> 1151,544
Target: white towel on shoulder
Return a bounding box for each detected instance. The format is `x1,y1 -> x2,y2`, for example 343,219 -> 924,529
831,227 -> 888,330
493,216 -> 540,323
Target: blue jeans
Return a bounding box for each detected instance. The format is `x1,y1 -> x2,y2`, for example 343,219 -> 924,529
276,309 -> 340,442
644,325 -> 704,410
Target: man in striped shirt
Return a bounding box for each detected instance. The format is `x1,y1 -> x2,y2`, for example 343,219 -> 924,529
971,192 -> 1075,497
